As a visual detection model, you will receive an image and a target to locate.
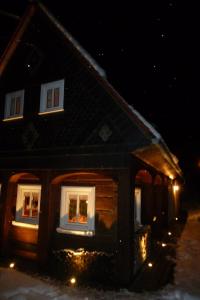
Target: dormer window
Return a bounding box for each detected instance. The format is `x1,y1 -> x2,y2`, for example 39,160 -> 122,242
39,79 -> 64,114
4,89 -> 24,121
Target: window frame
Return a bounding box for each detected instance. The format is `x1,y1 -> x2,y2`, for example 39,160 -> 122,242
39,79 -> 64,114
58,186 -> 95,236
14,184 -> 41,228
4,89 -> 24,120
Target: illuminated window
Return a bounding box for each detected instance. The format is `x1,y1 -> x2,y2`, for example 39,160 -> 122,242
4,90 -> 24,120
39,79 -> 64,114
14,184 -> 41,227
134,187 -> 142,229
58,186 -> 95,235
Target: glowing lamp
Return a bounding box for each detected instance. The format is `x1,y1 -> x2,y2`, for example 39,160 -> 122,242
70,277 -> 76,285
148,262 -> 153,268
173,184 -> 179,192
9,262 -> 15,269
162,243 -> 167,247
153,216 -> 157,222
168,231 -> 172,236
175,217 -> 178,221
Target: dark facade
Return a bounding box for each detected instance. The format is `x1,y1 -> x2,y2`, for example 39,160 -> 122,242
0,2 -> 182,285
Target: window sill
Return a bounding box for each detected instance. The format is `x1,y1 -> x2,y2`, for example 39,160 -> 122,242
12,220 -> 38,229
38,108 -> 64,115
3,116 -> 23,122
56,227 -> 94,236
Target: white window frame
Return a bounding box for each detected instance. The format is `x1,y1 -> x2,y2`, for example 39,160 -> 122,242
134,187 -> 142,229
14,184 -> 41,229
4,89 -> 24,121
39,79 -> 64,114
57,186 -> 95,236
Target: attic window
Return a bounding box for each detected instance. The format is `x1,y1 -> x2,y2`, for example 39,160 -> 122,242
39,79 -> 64,114
4,90 -> 24,121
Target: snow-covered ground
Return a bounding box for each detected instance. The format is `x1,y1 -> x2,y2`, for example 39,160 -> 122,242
1,207 -> 200,300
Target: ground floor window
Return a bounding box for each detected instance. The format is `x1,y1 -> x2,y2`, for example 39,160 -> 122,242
134,187 -> 142,229
14,184 -> 41,228
58,186 -> 95,236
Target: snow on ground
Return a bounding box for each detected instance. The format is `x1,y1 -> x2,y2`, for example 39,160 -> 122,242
1,207 -> 200,300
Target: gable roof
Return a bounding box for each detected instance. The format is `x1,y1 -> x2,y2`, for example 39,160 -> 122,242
0,1 -> 182,179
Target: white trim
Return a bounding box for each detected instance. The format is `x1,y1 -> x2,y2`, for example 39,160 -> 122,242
60,186 -> 95,234
38,108 -> 64,115
56,227 -> 94,236
4,89 -> 24,120
12,220 -> 39,229
15,184 -> 41,225
40,79 -> 64,113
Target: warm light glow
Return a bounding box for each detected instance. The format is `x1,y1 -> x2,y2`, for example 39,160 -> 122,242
173,184 -> 179,192
148,262 -> 153,268
3,116 -> 23,122
139,233 -> 148,262
168,231 -> 172,236
70,277 -> 76,285
153,216 -> 157,222
38,109 -> 64,115
175,217 -> 178,221
169,175 -> 174,180
9,262 -> 15,269
162,243 -> 167,247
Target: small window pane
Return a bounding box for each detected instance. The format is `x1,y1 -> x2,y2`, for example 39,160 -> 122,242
23,192 -> 30,217
79,195 -> 88,223
10,97 -> 15,116
47,89 -> 53,108
53,87 -> 60,107
31,192 -> 39,217
68,195 -> 77,223
15,96 -> 21,114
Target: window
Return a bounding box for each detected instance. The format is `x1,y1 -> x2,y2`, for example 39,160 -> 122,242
39,79 -> 64,114
4,89 -> 24,120
14,184 -> 41,228
58,186 -> 95,236
134,187 -> 142,229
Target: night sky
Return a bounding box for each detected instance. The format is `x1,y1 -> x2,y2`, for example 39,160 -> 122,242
0,1 -> 199,191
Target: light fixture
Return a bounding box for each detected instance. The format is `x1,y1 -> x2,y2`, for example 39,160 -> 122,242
173,184 -> 179,192
148,262 -> 153,268
175,217 -> 178,221
153,216 -> 157,222
9,262 -> 15,269
162,243 -> 167,247
168,232 -> 172,236
70,277 -> 76,285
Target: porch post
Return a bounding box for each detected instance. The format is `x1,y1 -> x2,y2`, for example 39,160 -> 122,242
116,168 -> 133,285
37,171 -> 52,265
0,175 -> 15,256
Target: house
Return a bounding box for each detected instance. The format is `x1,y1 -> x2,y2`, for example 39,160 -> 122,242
0,2 -> 182,285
